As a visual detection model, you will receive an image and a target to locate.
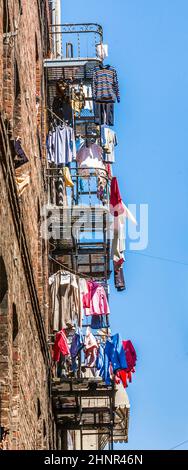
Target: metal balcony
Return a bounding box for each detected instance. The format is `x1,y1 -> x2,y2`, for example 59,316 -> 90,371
44,23 -> 103,128
52,378 -> 130,450
46,166 -> 112,278
48,22 -> 103,61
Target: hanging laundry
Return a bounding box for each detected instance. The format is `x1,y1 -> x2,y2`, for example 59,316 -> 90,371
76,143 -> 108,199
47,124 -> 76,165
14,138 -> 29,169
91,315 -> 108,330
79,278 -> 90,319
76,143 -> 104,172
111,212 -> 126,266
62,166 -> 74,187
93,64 -> 120,103
71,84 -> 85,116
70,328 -> 84,372
115,340 -> 137,388
53,328 -> 70,362
110,177 -> 125,216
97,168 -> 108,202
83,280 -> 110,316
49,271 -> 79,331
105,333 -> 127,373
116,370 -> 133,388
94,102 -> 114,126
83,84 -> 93,113
114,264 -> 126,291
96,343 -> 109,384
84,327 -> 98,367
110,178 -> 137,222
122,340 -> 137,371
96,43 -> 108,61
70,328 -> 84,358
101,125 -> 118,163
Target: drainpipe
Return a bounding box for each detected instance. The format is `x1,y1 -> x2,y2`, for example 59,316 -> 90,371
51,0 -> 56,57
55,0 -> 61,58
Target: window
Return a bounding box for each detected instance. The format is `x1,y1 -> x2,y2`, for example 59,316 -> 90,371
37,398 -> 41,419
0,256 -> 8,305
3,0 -> 10,34
12,304 -> 18,343
18,0 -> 23,15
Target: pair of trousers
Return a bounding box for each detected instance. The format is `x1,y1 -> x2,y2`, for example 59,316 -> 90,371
94,102 -> 114,126
114,265 -> 126,291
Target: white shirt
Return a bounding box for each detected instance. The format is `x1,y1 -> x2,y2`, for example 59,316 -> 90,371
101,125 -> 117,163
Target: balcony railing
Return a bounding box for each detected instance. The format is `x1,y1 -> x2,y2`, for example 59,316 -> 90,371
49,23 -> 103,60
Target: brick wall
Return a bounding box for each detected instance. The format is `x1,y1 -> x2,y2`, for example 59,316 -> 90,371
0,0 -> 55,450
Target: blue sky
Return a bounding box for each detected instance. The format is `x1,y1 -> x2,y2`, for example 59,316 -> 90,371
61,0 -> 188,450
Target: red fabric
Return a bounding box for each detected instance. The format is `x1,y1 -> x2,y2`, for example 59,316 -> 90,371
53,329 -> 70,362
116,370 -> 127,388
110,177 -> 124,216
114,258 -> 124,269
82,281 -> 91,308
115,340 -> 137,389
122,340 -> 137,372
116,370 -> 133,388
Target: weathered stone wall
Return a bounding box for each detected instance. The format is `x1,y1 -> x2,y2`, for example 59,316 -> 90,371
0,0 -> 54,450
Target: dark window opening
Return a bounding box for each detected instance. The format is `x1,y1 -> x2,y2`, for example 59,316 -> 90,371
37,199 -> 41,224
37,128 -> 42,160
0,256 -> 8,304
37,398 -> 41,419
15,61 -> 20,99
43,420 -> 46,438
18,0 -> 23,15
12,304 -> 19,343
3,0 -> 11,34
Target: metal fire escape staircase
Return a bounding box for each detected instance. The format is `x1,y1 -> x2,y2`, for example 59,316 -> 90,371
45,23 -> 130,450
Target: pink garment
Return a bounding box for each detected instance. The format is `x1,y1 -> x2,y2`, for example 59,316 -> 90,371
110,177 -> 125,217
82,280 -> 91,308
53,329 -> 70,362
84,281 -> 110,316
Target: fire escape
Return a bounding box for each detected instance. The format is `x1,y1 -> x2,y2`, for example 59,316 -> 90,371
44,23 -> 130,450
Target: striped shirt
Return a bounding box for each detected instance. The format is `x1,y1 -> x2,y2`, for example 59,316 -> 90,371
93,65 -> 120,103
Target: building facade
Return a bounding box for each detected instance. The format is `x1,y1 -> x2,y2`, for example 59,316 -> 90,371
0,0 -> 54,450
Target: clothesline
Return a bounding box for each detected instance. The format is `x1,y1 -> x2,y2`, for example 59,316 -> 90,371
49,254 -> 100,281
127,250 -> 188,267
46,107 -> 71,127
